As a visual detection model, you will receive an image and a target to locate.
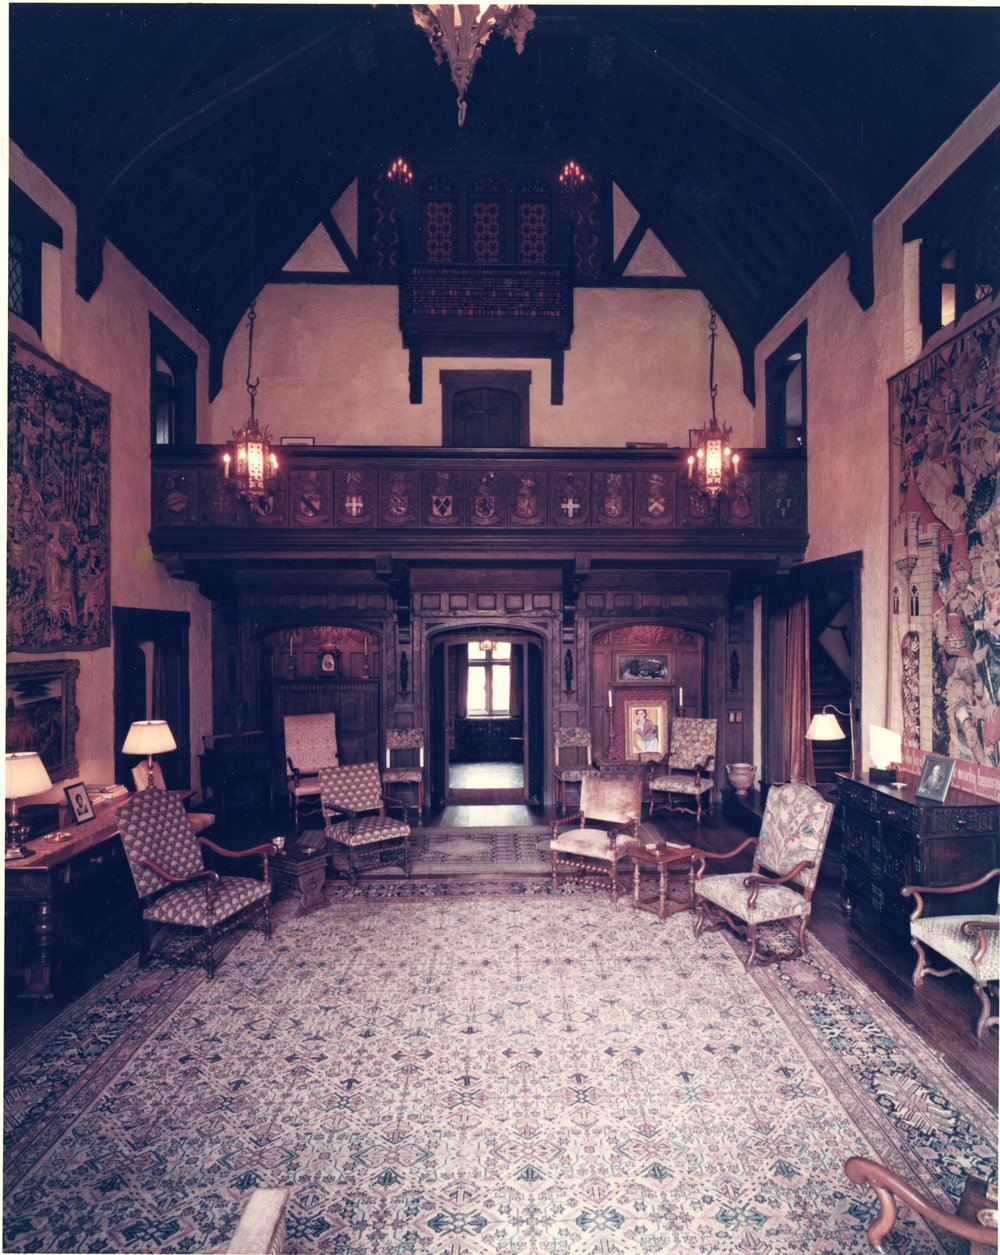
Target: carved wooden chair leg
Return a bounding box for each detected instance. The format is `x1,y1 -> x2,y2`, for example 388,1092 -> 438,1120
910,936 -> 958,985
974,982 -> 996,1039
746,923 -> 760,968
551,852 -> 560,891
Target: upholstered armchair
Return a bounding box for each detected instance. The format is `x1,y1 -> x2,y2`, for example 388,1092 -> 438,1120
902,867 -> 999,1039
319,762 -> 410,885
845,1157 -> 998,1253
553,726 -> 597,815
130,760 -> 215,836
693,782 -> 834,966
284,713 -> 338,828
383,728 -> 425,824
550,772 -> 644,903
648,717 -> 717,824
116,789 -> 275,979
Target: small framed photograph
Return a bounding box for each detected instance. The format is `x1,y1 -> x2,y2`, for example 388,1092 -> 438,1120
64,782 -> 96,824
320,651 -> 339,675
914,755 -> 955,803
615,651 -> 671,683
626,700 -> 667,761
280,435 -> 315,446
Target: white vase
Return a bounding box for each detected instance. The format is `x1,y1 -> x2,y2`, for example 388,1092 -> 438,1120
726,763 -> 757,796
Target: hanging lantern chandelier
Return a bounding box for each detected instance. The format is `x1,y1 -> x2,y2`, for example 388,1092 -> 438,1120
687,305 -> 740,499
223,299 -> 278,505
411,4 -> 536,127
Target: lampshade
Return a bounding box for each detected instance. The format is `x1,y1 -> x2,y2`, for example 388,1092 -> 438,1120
5,752 -> 53,800
805,712 -> 846,741
122,720 -> 177,756
870,726 -> 902,770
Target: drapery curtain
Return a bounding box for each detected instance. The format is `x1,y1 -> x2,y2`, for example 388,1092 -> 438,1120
784,597 -> 814,784
151,643 -> 168,721
508,646 -> 523,718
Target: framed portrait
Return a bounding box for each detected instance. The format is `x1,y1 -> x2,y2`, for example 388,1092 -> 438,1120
320,651 -> 339,674
615,652 -> 671,683
64,782 -> 96,824
280,435 -> 315,446
5,659 -> 81,783
914,755 -> 955,803
625,700 -> 667,762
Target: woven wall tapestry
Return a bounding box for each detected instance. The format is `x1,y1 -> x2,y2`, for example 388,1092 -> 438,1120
7,334 -> 111,651
888,310 -> 1000,798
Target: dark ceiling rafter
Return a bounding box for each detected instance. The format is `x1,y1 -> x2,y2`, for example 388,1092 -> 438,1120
75,10 -> 355,303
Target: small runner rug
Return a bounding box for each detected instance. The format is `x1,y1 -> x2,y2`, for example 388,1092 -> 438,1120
4,886 -> 996,1254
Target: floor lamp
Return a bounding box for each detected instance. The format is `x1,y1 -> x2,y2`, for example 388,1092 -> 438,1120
6,751 -> 53,859
805,702 -> 856,778
122,720 -> 177,789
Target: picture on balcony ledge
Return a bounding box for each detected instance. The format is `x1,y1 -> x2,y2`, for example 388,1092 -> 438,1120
280,435 -> 315,446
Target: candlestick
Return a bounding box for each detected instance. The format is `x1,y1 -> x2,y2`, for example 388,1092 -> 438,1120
607,688 -> 613,709
678,685 -> 684,708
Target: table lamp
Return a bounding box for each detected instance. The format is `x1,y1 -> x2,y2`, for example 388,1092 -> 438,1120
6,751 -> 53,859
869,725 -> 902,784
805,702 -> 856,777
122,719 -> 177,789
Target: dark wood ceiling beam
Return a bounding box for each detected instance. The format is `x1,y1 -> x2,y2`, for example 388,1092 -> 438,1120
76,11 -> 353,303
617,30 -> 874,310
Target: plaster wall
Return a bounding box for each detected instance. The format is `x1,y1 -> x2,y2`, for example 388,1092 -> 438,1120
8,143 -> 214,799
752,87 -> 1000,770
208,284 -> 752,448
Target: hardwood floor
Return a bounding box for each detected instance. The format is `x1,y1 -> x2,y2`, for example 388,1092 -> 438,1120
6,802 -> 997,1109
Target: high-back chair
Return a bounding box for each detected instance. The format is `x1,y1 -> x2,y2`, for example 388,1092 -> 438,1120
284,713 -> 338,828
550,771 -> 644,903
320,762 -> 410,885
553,726 -> 597,815
902,867 -> 999,1039
116,789 -> 275,979
648,717 -> 717,824
130,760 -> 215,836
693,782 -> 834,966
382,728 -> 425,824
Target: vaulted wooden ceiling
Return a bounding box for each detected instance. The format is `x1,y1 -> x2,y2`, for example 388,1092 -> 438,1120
10,5 -> 999,399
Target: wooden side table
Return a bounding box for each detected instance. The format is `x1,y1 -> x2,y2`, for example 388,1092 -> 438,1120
271,837 -> 329,916
630,841 -> 700,921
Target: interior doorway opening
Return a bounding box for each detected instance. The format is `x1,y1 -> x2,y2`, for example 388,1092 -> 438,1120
429,632 -> 545,806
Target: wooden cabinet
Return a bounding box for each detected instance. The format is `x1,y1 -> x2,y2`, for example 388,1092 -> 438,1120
837,773 -> 999,939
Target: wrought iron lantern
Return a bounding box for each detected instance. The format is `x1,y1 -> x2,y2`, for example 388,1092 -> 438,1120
688,305 -> 740,499
223,300 -> 277,505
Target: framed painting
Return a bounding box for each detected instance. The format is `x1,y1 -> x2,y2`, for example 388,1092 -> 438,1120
615,652 -> 671,683
625,699 -> 667,761
5,658 -> 81,782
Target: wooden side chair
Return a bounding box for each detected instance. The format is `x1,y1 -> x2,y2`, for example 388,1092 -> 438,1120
383,728 -> 425,824
550,772 -> 644,904
284,713 -> 338,829
845,1157 -> 998,1253
131,760 -> 215,836
648,717 -> 717,824
553,726 -> 597,815
902,867 -> 1000,1038
116,789 -> 275,979
319,762 -> 410,886
693,781 -> 834,966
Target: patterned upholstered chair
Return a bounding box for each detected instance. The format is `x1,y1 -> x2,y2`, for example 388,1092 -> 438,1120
383,728 -> 425,824
553,726 -> 597,815
284,713 -> 338,829
550,772 -> 644,903
116,789 -> 275,979
693,782 -> 834,967
320,762 -> 410,885
131,760 -> 215,836
902,867 -> 999,1039
648,717 -> 717,824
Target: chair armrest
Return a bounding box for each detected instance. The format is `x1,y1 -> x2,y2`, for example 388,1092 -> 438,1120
962,919 -> 999,967
742,861 -> 814,909
551,811 -> 585,837
844,1156 -> 998,1252
286,756 -> 299,783
902,868 -> 1000,920
199,838 -> 276,860
692,838 -> 757,879
141,862 -> 220,887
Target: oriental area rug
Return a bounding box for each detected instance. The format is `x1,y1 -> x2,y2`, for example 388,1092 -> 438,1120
4,887 -> 996,1254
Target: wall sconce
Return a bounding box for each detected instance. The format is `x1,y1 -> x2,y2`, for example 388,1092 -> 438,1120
5,751 -> 53,859
122,720 -> 177,790
805,703 -> 855,777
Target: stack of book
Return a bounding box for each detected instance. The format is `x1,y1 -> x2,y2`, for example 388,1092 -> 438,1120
86,783 -> 128,803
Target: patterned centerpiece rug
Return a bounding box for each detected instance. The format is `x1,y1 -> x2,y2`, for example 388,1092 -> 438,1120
4,888 -> 996,1254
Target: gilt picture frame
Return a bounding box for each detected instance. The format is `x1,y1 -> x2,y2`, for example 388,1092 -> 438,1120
5,658 -> 81,783
615,652 -> 671,683
625,700 -> 667,761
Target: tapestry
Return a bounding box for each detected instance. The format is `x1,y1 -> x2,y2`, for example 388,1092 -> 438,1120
7,335 -> 111,650
4,892 -> 995,1253
888,311 -> 1000,798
